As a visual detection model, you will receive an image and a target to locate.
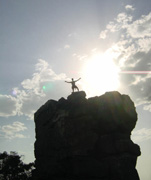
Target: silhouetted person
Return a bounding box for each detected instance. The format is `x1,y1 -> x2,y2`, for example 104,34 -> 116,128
65,78 -> 81,92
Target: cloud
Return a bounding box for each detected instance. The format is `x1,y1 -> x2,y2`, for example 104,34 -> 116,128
137,38 -> 151,53
143,103 -> 151,112
132,128 -> 151,142
0,95 -> 18,117
77,55 -> 88,61
21,59 -> 66,94
116,13 -> 133,24
100,10 -> 151,40
127,13 -> 151,38
0,59 -> 67,120
0,121 -> 27,139
99,12 -> 132,39
64,44 -> 70,49
72,53 -> 88,61
99,7 -> 151,109
18,59 -> 67,119
125,5 -> 135,11
99,30 -> 108,39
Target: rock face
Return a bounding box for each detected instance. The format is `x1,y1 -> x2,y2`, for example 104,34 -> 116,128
34,91 -> 141,180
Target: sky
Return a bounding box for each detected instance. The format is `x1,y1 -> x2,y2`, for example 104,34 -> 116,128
0,0 -> 151,179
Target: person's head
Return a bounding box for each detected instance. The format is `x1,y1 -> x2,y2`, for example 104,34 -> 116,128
72,78 -> 74,81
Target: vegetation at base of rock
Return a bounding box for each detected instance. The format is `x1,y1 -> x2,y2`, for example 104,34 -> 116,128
0,151 -> 34,180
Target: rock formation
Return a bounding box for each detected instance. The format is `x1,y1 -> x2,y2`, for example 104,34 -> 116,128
34,91 -> 141,180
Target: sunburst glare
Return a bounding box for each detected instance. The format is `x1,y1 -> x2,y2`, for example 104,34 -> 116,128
82,53 -> 120,96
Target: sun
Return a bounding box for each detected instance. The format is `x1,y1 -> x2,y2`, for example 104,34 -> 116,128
82,53 -> 120,96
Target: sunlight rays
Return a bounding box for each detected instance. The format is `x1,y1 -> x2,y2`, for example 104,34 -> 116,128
82,53 -> 120,96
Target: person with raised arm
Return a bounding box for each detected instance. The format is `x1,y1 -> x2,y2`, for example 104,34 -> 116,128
65,78 -> 81,92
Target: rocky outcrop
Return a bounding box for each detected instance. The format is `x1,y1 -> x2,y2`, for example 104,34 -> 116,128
34,91 -> 141,180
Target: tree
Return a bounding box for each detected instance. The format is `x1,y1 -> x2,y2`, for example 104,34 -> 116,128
0,151 -> 34,180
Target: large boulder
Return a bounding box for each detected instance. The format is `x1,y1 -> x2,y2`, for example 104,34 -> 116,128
34,91 -> 141,180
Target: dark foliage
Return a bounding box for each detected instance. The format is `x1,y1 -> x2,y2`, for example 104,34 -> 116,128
0,151 -> 34,180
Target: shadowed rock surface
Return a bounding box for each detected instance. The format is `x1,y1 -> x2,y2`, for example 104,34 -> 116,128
34,91 -> 141,180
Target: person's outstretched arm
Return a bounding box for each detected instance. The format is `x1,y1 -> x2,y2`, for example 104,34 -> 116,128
65,81 -> 71,83
75,78 -> 81,82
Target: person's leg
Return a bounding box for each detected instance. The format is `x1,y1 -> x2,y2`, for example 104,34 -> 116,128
75,86 -> 79,91
72,87 -> 74,92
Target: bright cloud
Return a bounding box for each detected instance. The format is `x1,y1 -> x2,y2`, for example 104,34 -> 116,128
143,104 -> 151,112
137,38 -> 151,53
0,59 -> 67,120
99,12 -> 133,39
125,5 -> 135,11
132,128 -> 151,142
99,6 -> 151,108
0,95 -> 18,117
116,13 -> 133,24
0,121 -> 27,139
127,13 -> 151,38
100,11 -> 151,40
21,59 -> 66,93
72,53 -> 88,61
99,30 -> 108,39
19,59 -> 67,119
